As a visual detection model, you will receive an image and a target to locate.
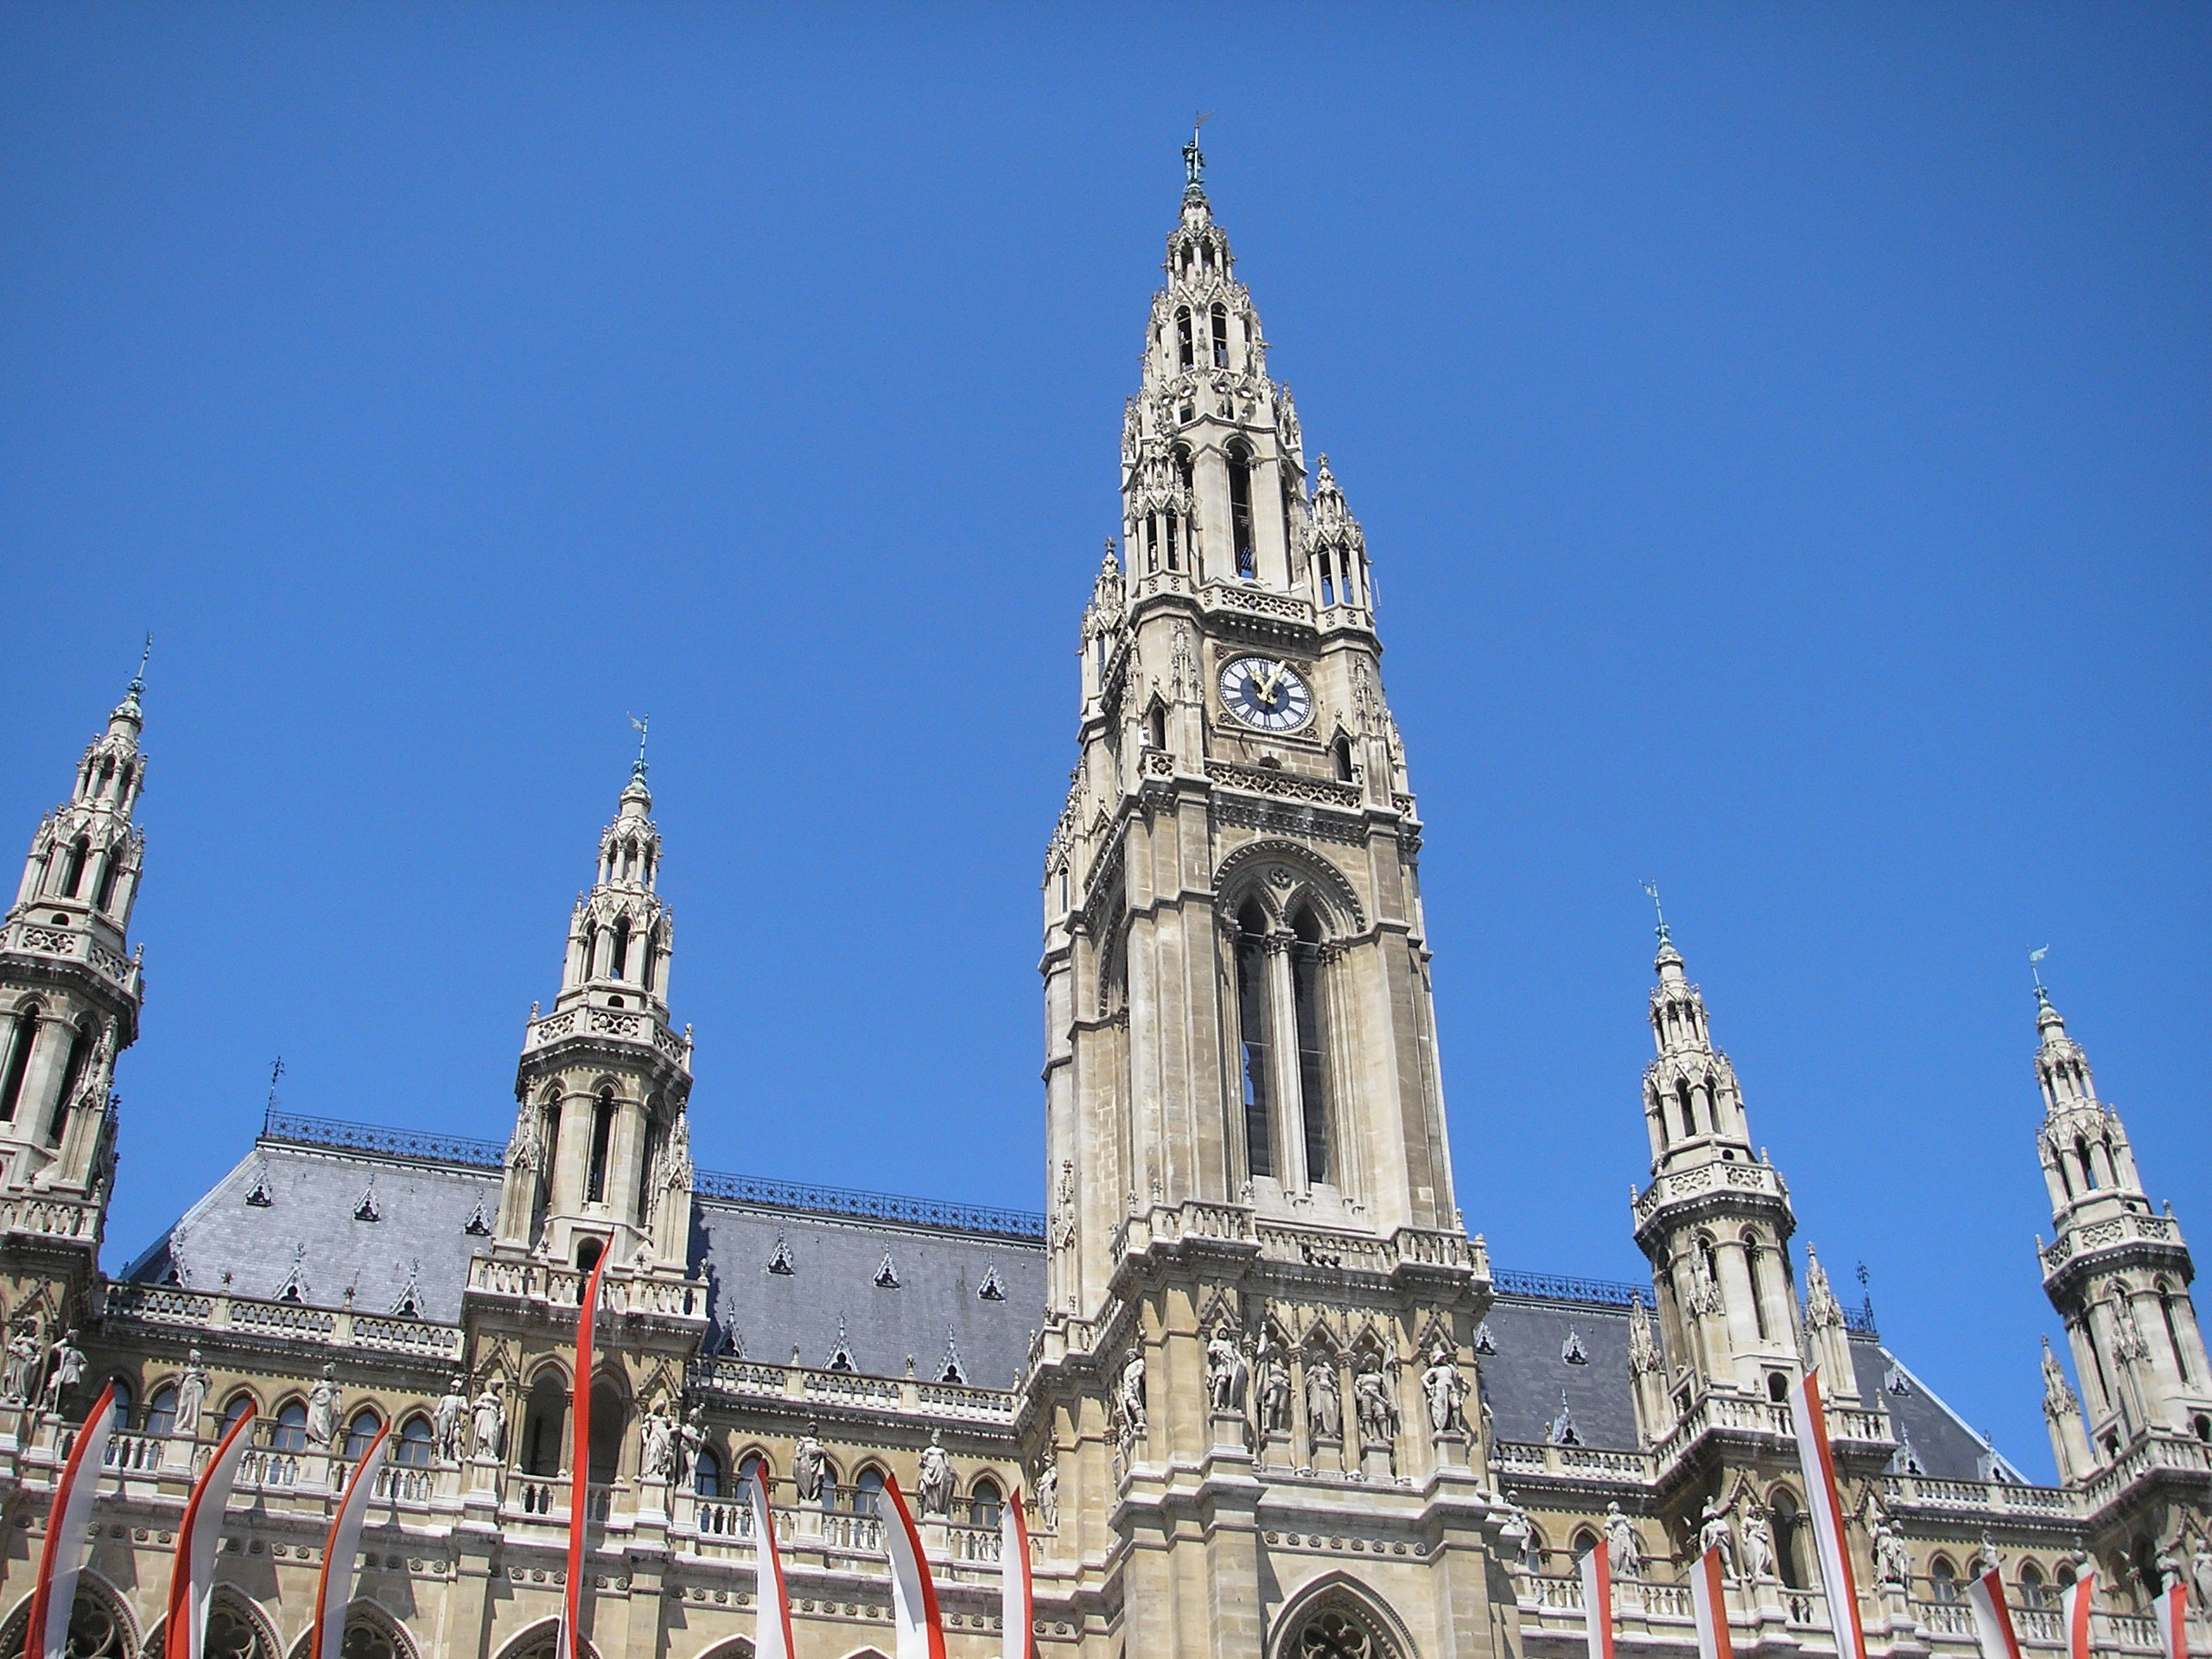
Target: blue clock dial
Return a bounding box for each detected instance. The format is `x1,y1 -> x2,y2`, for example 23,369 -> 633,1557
1218,656 -> 1313,733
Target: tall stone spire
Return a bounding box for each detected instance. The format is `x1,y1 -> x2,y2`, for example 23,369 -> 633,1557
0,658 -> 151,1293
2030,981 -> 2212,1471
493,753 -> 693,1274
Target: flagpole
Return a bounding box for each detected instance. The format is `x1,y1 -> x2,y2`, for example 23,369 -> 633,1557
308,1421 -> 393,1659
163,1400 -> 259,1659
26,1382 -> 118,1659
561,1251 -> 611,1659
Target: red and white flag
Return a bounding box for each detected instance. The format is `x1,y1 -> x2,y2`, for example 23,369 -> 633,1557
2060,1571 -> 2095,1659
2154,1580 -> 2189,1659
1788,1372 -> 1867,1659
163,1398 -> 257,1659
25,1382 -> 118,1659
748,1465 -> 794,1659
1690,1544 -> 1735,1659
1001,1486 -> 1034,1659
1578,1545 -> 1614,1659
882,1472 -> 946,1659
559,1251 -> 610,1659
308,1421 -> 391,1659
1966,1567 -> 2025,1659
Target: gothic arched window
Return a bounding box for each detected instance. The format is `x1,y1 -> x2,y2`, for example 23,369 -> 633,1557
1929,1557 -> 1959,1604
969,1475 -> 1002,1529
394,1414 -> 437,1467
1743,1231 -> 1770,1340
735,1451 -> 768,1506
48,1019 -> 92,1144
1290,906 -> 1331,1184
219,1391 -> 255,1440
2075,1135 -> 2100,1192
1165,507 -> 1181,571
1770,1487 -> 1806,1588
2019,1562 -> 2048,1610
1318,547 -> 1337,607
1228,445 -> 1257,579
1235,902 -> 1274,1180
521,1372 -> 567,1477
344,1408 -> 383,1459
0,1001 -> 35,1122
694,1446 -> 724,1497
2156,1281 -> 2193,1383
144,1384 -> 179,1438
61,836 -> 89,899
585,1088 -> 616,1204
1175,307 -> 1193,370
270,1401 -> 310,1453
1211,302 -> 1230,368
1676,1078 -> 1696,1141
587,1380 -> 626,1486
1147,704 -> 1167,751
610,916 -> 631,981
1332,735 -> 1354,781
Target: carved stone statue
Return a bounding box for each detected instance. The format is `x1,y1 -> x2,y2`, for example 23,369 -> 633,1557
305,1363 -> 340,1449
1257,1342 -> 1292,1436
174,1349 -> 210,1437
640,1405 -> 677,1484
1205,1327 -> 1248,1414
471,1385 -> 505,1459
1872,1513 -> 1912,1589
40,1328 -> 84,1415
1034,1447 -> 1058,1533
435,1376 -> 468,1462
791,1423 -> 827,1503
1740,1507 -> 1777,1581
1116,1352 -> 1147,1442
1304,1357 -> 1342,1442
1421,1343 -> 1469,1435
3,1320 -> 41,1405
505,1112 -> 541,1173
1605,1501 -> 1643,1580
1354,1354 -> 1398,1446
1803,1246 -> 1846,1329
1688,1252 -> 1725,1318
918,1427 -> 954,1516
1972,1533 -> 2004,1581
2041,1337 -> 2081,1418
679,1404 -> 707,1491
2190,1537 -> 2212,1613
1626,1296 -> 1661,1376
1699,1500 -> 1738,1579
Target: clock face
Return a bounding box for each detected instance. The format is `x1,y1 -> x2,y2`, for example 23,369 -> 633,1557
1218,656 -> 1313,732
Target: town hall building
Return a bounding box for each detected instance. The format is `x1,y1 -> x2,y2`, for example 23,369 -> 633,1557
0,145 -> 2204,1659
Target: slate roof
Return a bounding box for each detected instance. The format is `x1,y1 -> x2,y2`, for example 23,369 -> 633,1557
118,1119 -> 2023,1482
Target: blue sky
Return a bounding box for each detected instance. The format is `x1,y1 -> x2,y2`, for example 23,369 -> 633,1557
2,5 -> 2205,1479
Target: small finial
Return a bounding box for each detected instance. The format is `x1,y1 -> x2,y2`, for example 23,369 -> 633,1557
627,713 -> 650,782
130,632 -> 152,697
1183,112 -> 1211,190
1641,880 -> 1670,944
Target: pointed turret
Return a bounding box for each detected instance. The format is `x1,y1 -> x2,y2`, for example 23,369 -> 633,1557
0,655 -> 152,1297
2029,981 -> 2211,1471
493,752 -> 694,1276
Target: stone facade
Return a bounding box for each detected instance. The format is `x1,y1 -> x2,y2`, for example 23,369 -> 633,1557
0,149 -> 2203,1659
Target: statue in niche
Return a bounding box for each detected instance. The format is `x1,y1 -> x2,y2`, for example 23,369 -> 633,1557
1256,1339 -> 1291,1436
1605,1501 -> 1643,1580
1698,1498 -> 1738,1579
1304,1356 -> 1341,1443
1205,1327 -> 1248,1414
1116,1351 -> 1147,1441
1034,1447 -> 1058,1532
1871,1511 -> 1911,1589
2041,1337 -> 2080,1417
471,1383 -> 505,1459
1973,1533 -> 2004,1580
918,1427 -> 955,1516
1353,1354 -> 1397,1446
174,1349 -> 210,1437
41,1329 -> 84,1416
791,1422 -> 828,1503
640,1404 -> 677,1484
2188,1537 -> 2211,1613
435,1375 -> 468,1462
3,1319 -> 41,1406
304,1363 -> 340,1448
679,1404 -> 707,1490
1739,1506 -> 1776,1581
1421,1342 -> 1469,1435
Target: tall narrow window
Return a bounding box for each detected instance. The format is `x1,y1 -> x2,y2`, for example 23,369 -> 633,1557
2159,1283 -> 2193,1383
1210,303 -> 1230,368
1175,308 -> 1193,370
1771,1491 -> 1805,1588
1332,736 -> 1354,782
1147,705 -> 1166,750
580,927 -> 597,982
0,1003 -> 40,1122
48,1020 -> 89,1144
1744,1233 -> 1770,1339
61,837 -> 88,899
94,853 -> 120,913
641,932 -> 658,993
1228,448 -> 1256,579
1290,906 -> 1330,1184
1676,1079 -> 1696,1141
1164,509 -> 1180,571
610,916 -> 631,981
1145,516 -> 1159,573
636,1119 -> 661,1224
1235,904 -> 1274,1179
2076,1136 -> 2100,1191
586,1089 -> 615,1203
1318,550 -> 1336,607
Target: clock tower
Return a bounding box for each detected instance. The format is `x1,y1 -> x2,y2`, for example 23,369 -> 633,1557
1021,139 -> 1512,1659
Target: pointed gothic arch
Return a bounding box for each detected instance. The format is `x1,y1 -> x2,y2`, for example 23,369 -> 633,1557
0,1567 -> 139,1659
1268,1573 -> 1414,1659
282,1601 -> 418,1659
1214,841 -> 1364,933
488,1618 -> 596,1659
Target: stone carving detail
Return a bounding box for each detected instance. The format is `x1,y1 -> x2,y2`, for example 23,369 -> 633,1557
4,1318 -> 42,1404
1626,1295 -> 1660,1375
1304,1353 -> 1342,1443
1256,1336 -> 1291,1436
1560,1328 -> 1588,1365
1353,1353 -> 1397,1447
640,1403 -> 677,1484
40,1327 -> 84,1415
471,1383 -> 505,1459
2041,1337 -> 2080,1419
435,1376 -> 467,1461
1205,1325 -> 1249,1414
1034,1446 -> 1058,1532
175,1348 -> 211,1436
918,1427 -> 953,1516
305,1363 -> 340,1448
1547,1391 -> 1580,1446
1421,1342 -> 1469,1436
1686,1251 -> 1725,1318
1804,1246 -> 1845,1330
1116,1350 -> 1147,1460
1605,1502 -> 1642,1580
2112,1294 -> 2152,1364
1698,1497 -> 1738,1580
791,1422 -> 827,1503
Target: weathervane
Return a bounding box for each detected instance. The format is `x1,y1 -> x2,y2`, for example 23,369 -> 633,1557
1640,880 -> 1670,944
1184,111 -> 1212,188
628,713 -> 650,781
266,1056 -> 284,1113
130,632 -> 152,697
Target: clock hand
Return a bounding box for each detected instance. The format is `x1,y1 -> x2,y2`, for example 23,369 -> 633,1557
1259,660 -> 1288,701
